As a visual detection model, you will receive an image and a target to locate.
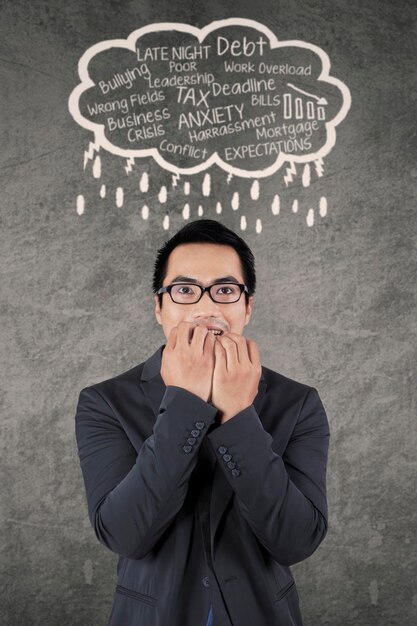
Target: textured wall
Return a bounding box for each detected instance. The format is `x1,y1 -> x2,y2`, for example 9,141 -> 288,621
1,0 -> 416,624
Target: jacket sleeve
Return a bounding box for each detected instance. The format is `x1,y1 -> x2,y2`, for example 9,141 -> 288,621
75,384 -> 218,559
206,387 -> 330,566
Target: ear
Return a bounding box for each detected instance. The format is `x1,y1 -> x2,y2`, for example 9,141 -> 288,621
154,294 -> 162,326
244,295 -> 253,327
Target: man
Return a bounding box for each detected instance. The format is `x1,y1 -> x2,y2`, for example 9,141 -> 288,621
75,218 -> 330,626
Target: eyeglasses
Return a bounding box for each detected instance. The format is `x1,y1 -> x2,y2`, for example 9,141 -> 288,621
157,282 -> 249,304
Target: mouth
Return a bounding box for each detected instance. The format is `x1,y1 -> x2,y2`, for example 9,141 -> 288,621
206,328 -> 224,336
192,324 -> 225,336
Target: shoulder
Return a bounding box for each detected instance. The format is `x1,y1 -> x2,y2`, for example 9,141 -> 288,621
261,363 -> 313,399
78,359 -> 147,404
259,363 -> 327,426
258,365 -> 329,449
96,361 -> 145,389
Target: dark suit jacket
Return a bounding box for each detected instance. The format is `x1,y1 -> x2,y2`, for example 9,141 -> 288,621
75,344 -> 330,626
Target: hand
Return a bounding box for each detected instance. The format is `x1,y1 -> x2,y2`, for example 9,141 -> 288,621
211,333 -> 262,424
160,321 -> 216,402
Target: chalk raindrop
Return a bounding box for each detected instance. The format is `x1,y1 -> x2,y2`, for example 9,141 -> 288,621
140,172 -> 149,193
92,155 -> 101,179
250,180 -> 260,200
76,194 -> 85,215
231,192 -> 239,211
202,174 -> 211,197
158,185 -> 167,203
271,195 -> 280,215
306,208 -> 314,226
116,187 -> 124,207
302,164 -> 311,188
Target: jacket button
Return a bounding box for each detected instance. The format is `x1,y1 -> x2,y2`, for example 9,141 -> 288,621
195,421 -> 205,430
231,468 -> 241,477
202,576 -> 210,588
227,461 -> 236,469
222,453 -> 232,462
191,429 -> 200,438
187,437 -> 197,445
218,446 -> 227,455
183,445 -> 193,453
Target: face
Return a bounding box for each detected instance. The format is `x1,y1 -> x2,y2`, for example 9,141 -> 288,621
154,243 -> 253,340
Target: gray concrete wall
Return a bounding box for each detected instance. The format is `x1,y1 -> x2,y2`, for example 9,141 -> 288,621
1,0 -> 416,624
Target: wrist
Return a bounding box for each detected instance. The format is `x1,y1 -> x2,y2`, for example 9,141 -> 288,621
166,384 -> 209,403
218,404 -> 252,423
218,411 -> 236,424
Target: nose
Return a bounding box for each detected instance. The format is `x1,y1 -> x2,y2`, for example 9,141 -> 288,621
191,290 -> 222,318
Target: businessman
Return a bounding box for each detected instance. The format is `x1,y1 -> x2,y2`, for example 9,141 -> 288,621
75,218 -> 330,625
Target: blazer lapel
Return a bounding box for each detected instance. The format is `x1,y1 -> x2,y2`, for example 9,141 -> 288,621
139,344 -> 167,417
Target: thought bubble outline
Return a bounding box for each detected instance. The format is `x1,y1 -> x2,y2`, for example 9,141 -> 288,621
68,18 -> 351,178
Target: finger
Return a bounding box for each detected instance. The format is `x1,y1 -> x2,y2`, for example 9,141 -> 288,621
191,325 -> 210,352
221,333 -> 248,363
246,340 -> 261,368
214,338 -> 227,369
234,334 -> 251,364
177,320 -> 194,345
203,329 -> 216,354
217,334 -> 239,371
166,326 -> 178,350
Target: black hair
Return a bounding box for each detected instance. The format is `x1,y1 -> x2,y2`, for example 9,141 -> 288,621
152,219 -> 256,307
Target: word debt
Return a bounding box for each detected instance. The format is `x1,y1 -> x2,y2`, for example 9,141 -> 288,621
217,35 -> 268,57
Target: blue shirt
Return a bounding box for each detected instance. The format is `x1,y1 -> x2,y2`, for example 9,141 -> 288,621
205,605 -> 214,626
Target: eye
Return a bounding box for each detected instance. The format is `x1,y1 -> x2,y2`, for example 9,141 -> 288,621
177,286 -> 193,294
215,284 -> 240,295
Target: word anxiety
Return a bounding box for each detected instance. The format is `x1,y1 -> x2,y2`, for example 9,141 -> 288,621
178,103 -> 244,129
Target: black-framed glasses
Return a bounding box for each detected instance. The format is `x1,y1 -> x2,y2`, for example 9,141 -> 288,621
157,282 -> 249,304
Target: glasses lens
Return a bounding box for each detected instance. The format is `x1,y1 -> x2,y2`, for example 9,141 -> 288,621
210,283 -> 242,303
170,284 -> 201,303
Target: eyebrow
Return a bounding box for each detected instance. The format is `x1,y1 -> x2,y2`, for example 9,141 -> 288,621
170,275 -> 241,284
